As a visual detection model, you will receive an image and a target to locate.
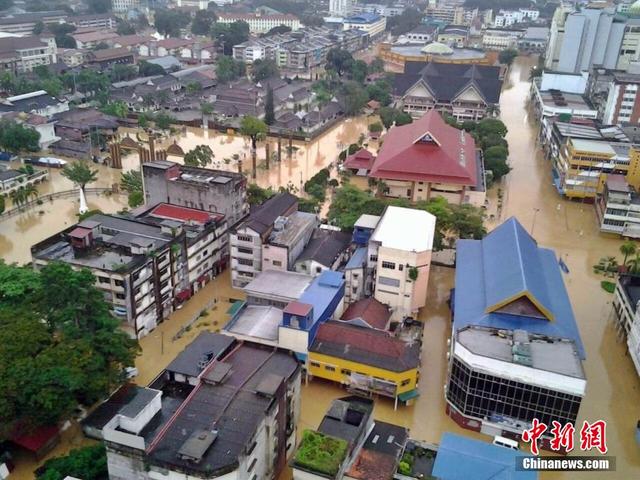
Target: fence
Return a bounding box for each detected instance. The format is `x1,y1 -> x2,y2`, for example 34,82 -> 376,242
0,187 -> 124,221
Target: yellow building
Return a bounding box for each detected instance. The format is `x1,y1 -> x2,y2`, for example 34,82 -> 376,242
308,321 -> 420,408
555,138 -> 631,199
626,145 -> 640,189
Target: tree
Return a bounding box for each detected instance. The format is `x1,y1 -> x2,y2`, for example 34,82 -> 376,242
369,57 -> 385,73
86,0 -> 111,14
264,25 -> 291,36
0,120 -> 40,153
32,20 -> 45,35
211,21 -> 250,55
476,118 -> 508,137
326,48 -> 354,76
100,100 -> 129,118
368,122 -> 383,133
240,116 -> 268,178
37,445 -> 107,480
366,79 -> 391,106
386,7 -> 422,36
0,261 -> 138,441
138,60 -> 166,77
216,56 -> 245,83
350,60 -> 368,84
120,169 -> 143,207
184,145 -> 214,167
621,241 -> 637,266
109,64 -> 137,82
264,86 -> 275,125
154,8 -> 190,37
338,81 -> 368,116
61,161 -> 98,197
499,48 -> 519,66
154,112 -> 175,130
300,14 -> 324,27
0,196 -> 4,215
378,107 -> 412,129
116,19 -> 136,35
191,9 -> 217,35
252,58 -> 279,82
47,23 -> 77,49
247,183 -> 275,205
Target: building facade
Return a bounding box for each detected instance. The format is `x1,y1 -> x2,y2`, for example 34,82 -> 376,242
217,13 -> 301,34
342,13 -> 387,38
0,35 -> 57,74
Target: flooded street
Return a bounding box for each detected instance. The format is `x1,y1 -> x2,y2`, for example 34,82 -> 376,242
5,57 -> 640,479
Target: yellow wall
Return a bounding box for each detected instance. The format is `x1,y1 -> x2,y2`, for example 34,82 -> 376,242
307,351 -> 418,396
627,147 -> 640,190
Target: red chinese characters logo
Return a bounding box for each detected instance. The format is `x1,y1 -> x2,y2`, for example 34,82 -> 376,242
521,419 -> 608,455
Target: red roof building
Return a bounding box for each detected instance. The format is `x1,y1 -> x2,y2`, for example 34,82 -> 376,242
340,297 -> 391,331
343,148 -> 375,174
149,203 -> 221,224
369,110 -> 485,205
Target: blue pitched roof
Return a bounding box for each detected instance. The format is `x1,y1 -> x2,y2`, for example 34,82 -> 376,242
345,246 -> 367,270
345,13 -> 381,23
299,270 -> 345,327
454,217 -> 585,358
432,433 -> 538,480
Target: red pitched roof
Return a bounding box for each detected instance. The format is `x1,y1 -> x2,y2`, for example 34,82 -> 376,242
344,148 -> 375,171
150,203 -> 220,224
284,301 -> 313,317
370,110 -> 478,187
340,297 -> 391,330
12,425 -> 59,453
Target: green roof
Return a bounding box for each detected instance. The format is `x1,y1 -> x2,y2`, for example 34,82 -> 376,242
226,300 -> 245,316
293,429 -> 348,477
398,388 -> 420,402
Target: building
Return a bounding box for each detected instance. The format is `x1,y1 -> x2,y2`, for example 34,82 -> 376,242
352,3 -> 406,18
447,217 -> 586,449
596,174 -> 640,237
0,10 -> 67,34
67,13 -> 117,30
343,246 -> 368,304
112,0 -> 140,13
31,206 -> 228,338
0,35 -> 57,74
0,167 -> 48,196
83,332 -> 301,480
518,26 -> 549,54
369,110 -> 486,206
1,112 -> 58,149
0,90 -> 69,118
531,72 -> 598,120
544,5 -> 572,71
379,42 -> 495,70
342,13 -> 387,39
611,271 -> 640,377
367,206 -> 435,320
229,192 -> 313,288
224,270 -> 345,361
481,28 -> 524,50
330,0 -> 355,17
493,8 -> 539,27
58,48 -> 86,67
547,7 -> 626,74
72,30 -> 120,50
217,13 -> 301,34
142,160 -> 248,228
436,25 -> 469,47
393,62 -> 502,121
293,228 -> 351,276
291,396 -> 408,480
592,70 -> 640,124
431,433 -> 537,480
308,321 -> 420,406
86,47 -> 135,69
398,24 -> 438,43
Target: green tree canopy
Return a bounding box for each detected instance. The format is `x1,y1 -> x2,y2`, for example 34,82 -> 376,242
264,86 -> 275,125
191,9 -> 217,35
100,100 -> 129,118
338,81 -> 368,116
386,7 -> 423,36
216,56 -> 246,83
264,25 -> 291,36
154,8 -> 191,37
378,107 -> 412,129
154,112 -> 175,130
184,145 -> 214,167
85,0 -> 111,13
252,58 -> 279,82
498,48 -> 519,66
37,444 -> 107,480
61,161 -> 98,192
211,21 -> 250,55
138,60 -> 166,77
247,183 -> 276,205
326,48 -> 354,76
0,120 -> 40,153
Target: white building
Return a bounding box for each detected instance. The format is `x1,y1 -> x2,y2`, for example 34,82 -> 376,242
0,35 -> 57,73
217,13 -> 301,34
493,8 -> 539,27
482,28 -> 524,50
111,0 -> 139,13
330,0 -> 356,17
342,13 -> 387,38
368,206 -> 435,321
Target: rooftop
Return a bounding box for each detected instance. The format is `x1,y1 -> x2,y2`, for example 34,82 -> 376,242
345,246 -> 367,270
310,321 -> 420,372
293,430 -> 349,478
244,270 -> 313,302
570,138 -> 616,155
148,203 -> 222,225
345,421 -> 408,480
224,304 -> 282,341
370,206 -> 436,252
268,211 -> 317,248
432,433 -> 538,480
296,228 -> 351,268
371,110 -> 480,188
354,214 -> 381,229
165,332 -> 235,378
241,192 -> 298,236
607,174 -> 631,193
454,217 -> 585,358
340,297 -> 391,330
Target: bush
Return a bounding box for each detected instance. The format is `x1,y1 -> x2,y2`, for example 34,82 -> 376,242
294,430 -> 348,476
601,281 -> 616,293
36,445 -> 107,480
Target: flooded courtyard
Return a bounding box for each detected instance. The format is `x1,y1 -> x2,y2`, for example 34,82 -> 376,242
4,56 -> 640,479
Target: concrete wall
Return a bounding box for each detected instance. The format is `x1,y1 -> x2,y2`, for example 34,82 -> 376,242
106,448 -> 150,480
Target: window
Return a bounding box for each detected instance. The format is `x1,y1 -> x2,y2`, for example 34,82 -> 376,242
238,246 -> 253,255
370,255 -> 378,262
401,379 -> 411,386
379,276 -> 400,287
98,276 -> 110,284
237,234 -> 252,242
273,260 -> 283,267
238,258 -> 253,266
310,361 -> 320,368
325,365 -> 336,372
382,261 -> 396,269
316,266 -> 322,273
115,293 -> 125,300
341,368 -> 352,375
398,264 -> 404,271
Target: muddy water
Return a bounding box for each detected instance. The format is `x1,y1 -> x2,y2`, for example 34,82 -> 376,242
0,116 -> 376,265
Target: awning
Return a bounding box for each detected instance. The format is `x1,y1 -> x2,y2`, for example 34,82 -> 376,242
398,389 -> 420,402
226,300 -> 245,317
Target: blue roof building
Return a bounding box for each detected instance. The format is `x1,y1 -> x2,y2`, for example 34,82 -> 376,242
445,217 -> 586,450
454,217 -> 585,357
432,433 -> 538,480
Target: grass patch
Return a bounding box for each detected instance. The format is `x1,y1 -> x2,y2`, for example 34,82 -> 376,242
294,430 -> 348,476
601,281 -> 616,293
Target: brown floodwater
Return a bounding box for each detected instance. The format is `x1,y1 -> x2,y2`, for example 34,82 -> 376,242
0,115 -> 377,265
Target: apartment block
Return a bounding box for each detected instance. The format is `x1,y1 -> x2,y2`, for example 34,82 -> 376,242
447,218 -> 586,450
596,174 -> 640,237
83,332 -> 301,480
342,13 -> 387,39
31,205 -> 228,338
0,35 -> 57,74
217,12 -> 301,34
229,192 -> 316,288
142,160 -> 248,228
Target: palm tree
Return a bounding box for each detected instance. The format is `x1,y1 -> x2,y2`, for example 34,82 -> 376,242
22,184 -> 38,203
627,253 -> 640,275
621,240 -> 637,266
240,116 -> 268,179
61,161 -> 99,209
10,187 -> 26,209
